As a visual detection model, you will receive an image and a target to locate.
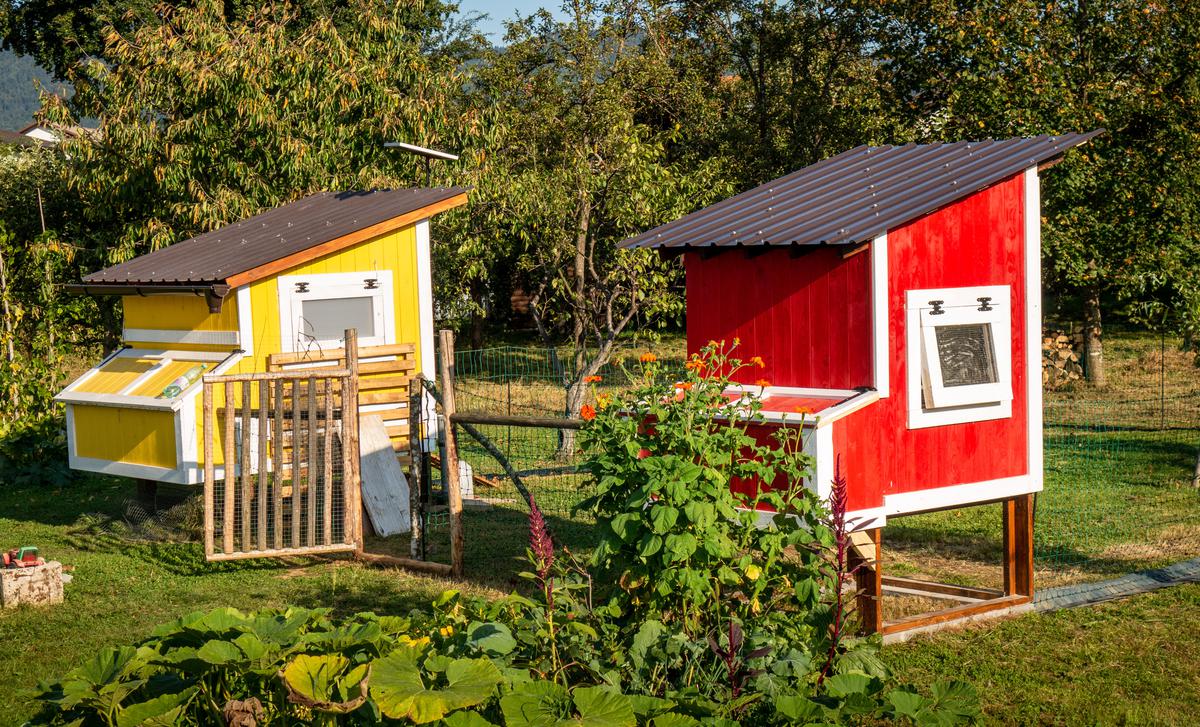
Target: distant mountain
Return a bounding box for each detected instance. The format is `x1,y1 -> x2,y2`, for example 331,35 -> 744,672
0,50 -> 65,130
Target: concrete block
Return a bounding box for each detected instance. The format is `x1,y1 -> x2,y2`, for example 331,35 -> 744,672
1,561 -> 64,608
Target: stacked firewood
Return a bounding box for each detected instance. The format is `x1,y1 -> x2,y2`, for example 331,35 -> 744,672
1043,331 -> 1084,389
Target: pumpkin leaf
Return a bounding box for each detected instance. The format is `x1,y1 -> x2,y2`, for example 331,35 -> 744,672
371,652 -> 502,724
279,654 -> 369,714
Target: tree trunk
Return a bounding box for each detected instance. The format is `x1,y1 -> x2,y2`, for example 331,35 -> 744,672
558,193 -> 592,459
1082,282 -> 1105,386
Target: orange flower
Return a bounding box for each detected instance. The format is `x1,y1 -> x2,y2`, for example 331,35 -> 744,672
677,381 -> 694,391
637,448 -> 652,460
749,356 -> 765,368
584,375 -> 602,383
793,405 -> 814,415
640,352 -> 658,363
580,404 -> 596,421
754,379 -> 771,388
685,358 -> 705,372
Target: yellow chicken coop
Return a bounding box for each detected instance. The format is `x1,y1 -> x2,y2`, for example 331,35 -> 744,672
57,188 -> 467,485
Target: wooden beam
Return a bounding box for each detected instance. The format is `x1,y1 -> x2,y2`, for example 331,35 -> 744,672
882,576 -> 1004,602
225,195 -> 468,288
841,242 -> 870,260
852,527 -> 883,635
353,551 -> 453,575
881,594 -> 1031,635
439,329 -> 465,578
344,329 -> 362,554
451,411 -> 584,430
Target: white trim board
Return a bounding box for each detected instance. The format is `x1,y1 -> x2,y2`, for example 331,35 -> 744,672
870,232 -> 890,397
905,285 -> 1014,429
236,285 -> 254,357
415,219 -> 439,449
277,270 -> 396,354
884,475 -> 1041,517
123,328 -> 240,346
1023,165 -> 1044,492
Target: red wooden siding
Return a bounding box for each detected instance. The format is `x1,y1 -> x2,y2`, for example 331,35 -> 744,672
703,174 -> 1031,516
685,247 -> 872,389
838,173 -> 1029,509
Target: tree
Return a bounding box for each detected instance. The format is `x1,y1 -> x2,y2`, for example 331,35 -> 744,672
450,0 -> 731,450
0,0 -> 447,81
676,0 -> 894,188
43,0 -> 474,271
871,0 -> 1200,384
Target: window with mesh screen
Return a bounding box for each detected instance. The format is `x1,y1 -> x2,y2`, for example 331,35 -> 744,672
933,323 -> 997,387
300,297 -> 377,341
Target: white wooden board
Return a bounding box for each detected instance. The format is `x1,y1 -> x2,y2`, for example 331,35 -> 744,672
358,415 -> 411,536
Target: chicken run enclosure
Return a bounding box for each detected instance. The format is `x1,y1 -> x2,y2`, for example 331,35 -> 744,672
421,343 -> 1200,601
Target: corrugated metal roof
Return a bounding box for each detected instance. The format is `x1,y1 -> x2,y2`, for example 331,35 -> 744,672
619,132 -> 1102,249
83,187 -> 467,286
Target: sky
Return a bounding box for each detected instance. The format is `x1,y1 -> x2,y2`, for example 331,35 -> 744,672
455,1 -> 558,41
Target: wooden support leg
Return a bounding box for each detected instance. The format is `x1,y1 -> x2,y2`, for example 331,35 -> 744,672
1003,495 -> 1035,598
851,527 -> 883,635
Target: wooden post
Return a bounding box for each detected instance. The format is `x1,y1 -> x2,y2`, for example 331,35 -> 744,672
1004,495 -> 1035,598
323,379 -> 334,546
202,382 -> 214,557
272,378 -> 284,550
291,379 -> 302,548
438,329 -> 465,577
408,376 -> 424,560
222,381 -> 235,555
256,380 -> 269,551
852,527 -> 883,635
343,328 -> 362,552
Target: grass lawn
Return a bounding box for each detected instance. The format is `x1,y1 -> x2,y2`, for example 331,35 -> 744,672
884,584 -> 1200,726
0,476 -> 499,727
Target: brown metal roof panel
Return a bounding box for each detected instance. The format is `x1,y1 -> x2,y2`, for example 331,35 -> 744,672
83,187 -> 466,285
619,132 -> 1101,249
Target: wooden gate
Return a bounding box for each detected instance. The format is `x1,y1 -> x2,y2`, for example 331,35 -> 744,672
202,359 -> 361,561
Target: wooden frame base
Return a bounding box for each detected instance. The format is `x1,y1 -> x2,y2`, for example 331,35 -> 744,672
856,493 -> 1035,636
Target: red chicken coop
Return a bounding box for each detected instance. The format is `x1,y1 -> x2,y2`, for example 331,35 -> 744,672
620,133 -> 1102,636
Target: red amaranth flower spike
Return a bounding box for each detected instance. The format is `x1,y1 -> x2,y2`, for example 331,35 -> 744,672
528,494 -> 554,580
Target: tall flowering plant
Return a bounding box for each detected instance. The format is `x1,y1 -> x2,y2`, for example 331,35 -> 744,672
576,341 -> 832,637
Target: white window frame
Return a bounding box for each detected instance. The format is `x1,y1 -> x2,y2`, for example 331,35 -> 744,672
277,271 -> 395,353
906,285 -> 1013,429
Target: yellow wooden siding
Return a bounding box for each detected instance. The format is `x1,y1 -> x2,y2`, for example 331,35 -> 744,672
122,294 -> 239,332
73,357 -> 157,394
73,405 -> 177,468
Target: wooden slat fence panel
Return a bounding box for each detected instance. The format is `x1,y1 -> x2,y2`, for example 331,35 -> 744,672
201,366 -> 359,562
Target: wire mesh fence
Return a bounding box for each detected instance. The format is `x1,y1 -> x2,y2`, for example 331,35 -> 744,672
436,344 -> 1200,588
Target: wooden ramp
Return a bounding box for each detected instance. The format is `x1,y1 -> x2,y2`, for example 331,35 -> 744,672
359,415 -> 411,537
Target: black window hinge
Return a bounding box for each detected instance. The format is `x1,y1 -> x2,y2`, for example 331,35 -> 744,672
928,300 -> 945,315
